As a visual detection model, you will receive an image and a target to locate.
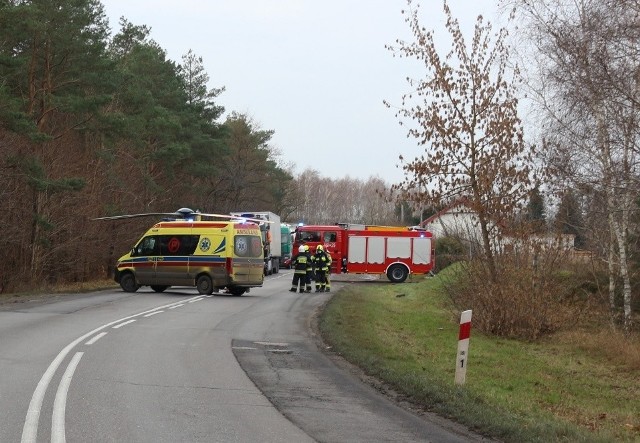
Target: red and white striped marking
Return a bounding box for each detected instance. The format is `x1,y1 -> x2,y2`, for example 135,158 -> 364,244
455,310 -> 472,385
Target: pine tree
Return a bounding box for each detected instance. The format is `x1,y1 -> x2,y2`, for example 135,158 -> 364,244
0,0 -> 114,279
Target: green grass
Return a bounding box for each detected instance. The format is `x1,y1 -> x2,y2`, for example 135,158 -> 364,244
319,270 -> 640,443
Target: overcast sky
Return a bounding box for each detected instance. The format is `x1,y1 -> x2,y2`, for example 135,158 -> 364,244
100,0 -> 501,184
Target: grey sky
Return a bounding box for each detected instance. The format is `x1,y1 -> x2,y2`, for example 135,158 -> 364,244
100,0 -> 500,184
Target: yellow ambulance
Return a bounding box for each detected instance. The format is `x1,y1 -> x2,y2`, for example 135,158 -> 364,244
114,220 -> 264,295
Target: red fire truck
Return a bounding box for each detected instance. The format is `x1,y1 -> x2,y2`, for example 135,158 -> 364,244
293,223 -> 434,283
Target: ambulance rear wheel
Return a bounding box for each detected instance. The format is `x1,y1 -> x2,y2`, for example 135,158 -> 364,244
151,285 -> 169,293
196,275 -> 214,295
387,264 -> 409,283
120,273 -> 140,293
228,287 -> 246,296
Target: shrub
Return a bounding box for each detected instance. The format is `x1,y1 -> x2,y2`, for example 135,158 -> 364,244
440,248 -> 595,340
434,236 -> 467,273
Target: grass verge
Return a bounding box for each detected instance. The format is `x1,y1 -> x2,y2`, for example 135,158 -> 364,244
318,271 -> 640,443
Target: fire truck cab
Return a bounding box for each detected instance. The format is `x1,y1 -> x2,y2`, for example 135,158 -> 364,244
293,223 -> 434,283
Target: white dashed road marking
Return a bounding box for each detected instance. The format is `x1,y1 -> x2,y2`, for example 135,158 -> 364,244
21,295 -> 204,443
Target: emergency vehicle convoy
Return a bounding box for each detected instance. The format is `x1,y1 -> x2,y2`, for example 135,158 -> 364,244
293,223 -> 434,283
95,209 -> 265,295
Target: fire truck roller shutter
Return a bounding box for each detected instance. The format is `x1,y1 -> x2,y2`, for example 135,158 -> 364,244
367,237 -> 385,264
412,237 -> 432,264
386,237 -> 411,259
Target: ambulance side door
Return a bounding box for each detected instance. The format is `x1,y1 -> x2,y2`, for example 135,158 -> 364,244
155,234 -> 199,286
131,235 -> 161,285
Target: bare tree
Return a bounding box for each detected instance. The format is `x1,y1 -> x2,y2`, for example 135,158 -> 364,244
386,0 -> 535,282
286,171 -> 399,226
514,0 -> 640,331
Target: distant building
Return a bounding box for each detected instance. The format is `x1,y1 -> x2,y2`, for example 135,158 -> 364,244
420,198 -> 486,252
421,198 -> 577,256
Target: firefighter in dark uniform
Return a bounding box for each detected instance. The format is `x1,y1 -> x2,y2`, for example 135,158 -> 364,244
313,245 -> 331,292
290,245 -> 312,293
323,247 -> 332,292
303,244 -> 314,292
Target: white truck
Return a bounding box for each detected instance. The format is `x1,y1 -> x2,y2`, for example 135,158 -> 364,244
230,211 -> 282,275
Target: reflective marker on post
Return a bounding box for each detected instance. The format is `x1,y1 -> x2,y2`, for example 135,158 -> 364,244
455,310 -> 472,386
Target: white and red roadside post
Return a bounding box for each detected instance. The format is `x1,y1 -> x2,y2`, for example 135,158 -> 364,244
455,310 -> 472,386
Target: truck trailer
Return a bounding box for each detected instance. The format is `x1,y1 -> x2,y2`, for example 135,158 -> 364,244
280,223 -> 294,268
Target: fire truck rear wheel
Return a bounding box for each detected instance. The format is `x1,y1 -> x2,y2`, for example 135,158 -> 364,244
120,272 -> 140,293
387,264 -> 409,283
196,275 -> 214,295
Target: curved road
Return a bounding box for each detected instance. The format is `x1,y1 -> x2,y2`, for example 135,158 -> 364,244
0,271 -> 487,442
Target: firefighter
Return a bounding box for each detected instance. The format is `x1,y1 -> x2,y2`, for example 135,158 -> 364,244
303,244 -> 314,292
324,247 -> 332,292
313,245 -> 330,292
290,245 -> 312,293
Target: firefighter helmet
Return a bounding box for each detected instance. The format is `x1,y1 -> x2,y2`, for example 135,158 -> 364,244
303,245 -> 310,252
316,245 -> 324,251
298,245 -> 305,253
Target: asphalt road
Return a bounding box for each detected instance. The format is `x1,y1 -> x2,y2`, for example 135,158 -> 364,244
0,271 -> 488,442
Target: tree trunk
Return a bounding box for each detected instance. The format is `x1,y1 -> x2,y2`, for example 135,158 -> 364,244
608,223 -> 617,327
478,211 -> 497,283
599,108 -> 633,332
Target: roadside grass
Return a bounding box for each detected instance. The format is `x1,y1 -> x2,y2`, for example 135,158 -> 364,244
319,270 -> 640,443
